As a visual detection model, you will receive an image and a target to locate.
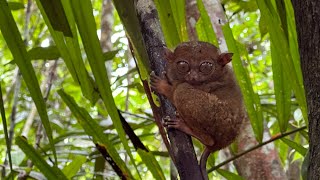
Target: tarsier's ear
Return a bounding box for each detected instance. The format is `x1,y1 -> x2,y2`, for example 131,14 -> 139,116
218,52 -> 233,66
164,47 -> 175,62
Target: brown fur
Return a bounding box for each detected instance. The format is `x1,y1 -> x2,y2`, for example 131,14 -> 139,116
151,41 -> 244,178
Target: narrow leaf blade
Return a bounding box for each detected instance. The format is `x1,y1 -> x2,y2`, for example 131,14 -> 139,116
281,138 -> 307,156
15,136 -> 67,179
137,149 -> 165,180
62,156 -> 87,179
38,0 -> 72,36
0,0 -> 57,163
58,89 -> 134,179
69,1 -> 140,177
222,23 -> 264,142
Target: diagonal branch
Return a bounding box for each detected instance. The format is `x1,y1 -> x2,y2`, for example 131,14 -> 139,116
208,126 -> 307,173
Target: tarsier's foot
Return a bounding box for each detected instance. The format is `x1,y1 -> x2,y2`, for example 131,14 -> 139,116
163,114 -> 215,147
163,115 -> 195,137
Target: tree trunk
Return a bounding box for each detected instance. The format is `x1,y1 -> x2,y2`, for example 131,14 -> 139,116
100,0 -> 114,78
291,0 -> 320,179
134,0 -> 203,179
186,0 -> 199,41
233,120 -> 286,180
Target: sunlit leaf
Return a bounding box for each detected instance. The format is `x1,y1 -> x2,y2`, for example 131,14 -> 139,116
69,0 -> 140,177
217,169 -> 245,180
137,149 -> 165,180
62,156 -> 87,179
8,2 -> 24,10
38,0 -> 72,36
0,0 -> 57,163
28,46 -> 61,60
196,0 -> 218,46
112,0 -> 149,79
154,0 -> 181,48
0,80 -> 13,173
35,0 -> 100,104
271,43 -> 291,132
223,23 -> 264,142
284,0 -> 307,121
170,0 -> 188,42
15,136 -> 68,179
58,89 -> 134,179
103,49 -> 120,61
281,138 -> 307,156
257,0 -> 307,127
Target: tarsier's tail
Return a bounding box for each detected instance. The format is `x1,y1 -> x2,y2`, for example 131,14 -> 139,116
200,147 -> 211,180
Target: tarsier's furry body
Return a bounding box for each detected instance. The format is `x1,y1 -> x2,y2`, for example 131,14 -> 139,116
151,41 -> 244,180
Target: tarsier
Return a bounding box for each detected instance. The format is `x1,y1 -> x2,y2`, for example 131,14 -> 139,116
151,41 -> 245,180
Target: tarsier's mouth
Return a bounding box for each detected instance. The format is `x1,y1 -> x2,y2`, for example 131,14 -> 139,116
187,80 -> 203,86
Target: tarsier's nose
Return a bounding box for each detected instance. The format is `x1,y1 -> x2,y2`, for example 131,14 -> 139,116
189,70 -> 198,80
186,71 -> 199,84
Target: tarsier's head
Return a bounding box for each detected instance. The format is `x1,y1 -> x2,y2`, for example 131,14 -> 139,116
165,41 -> 233,85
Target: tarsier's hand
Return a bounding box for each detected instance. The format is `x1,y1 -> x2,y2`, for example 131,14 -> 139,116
150,71 -> 173,100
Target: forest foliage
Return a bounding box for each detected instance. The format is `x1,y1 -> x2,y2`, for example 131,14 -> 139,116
0,0 -> 308,179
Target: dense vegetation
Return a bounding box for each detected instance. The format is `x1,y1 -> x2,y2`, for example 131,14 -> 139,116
0,0 -> 309,179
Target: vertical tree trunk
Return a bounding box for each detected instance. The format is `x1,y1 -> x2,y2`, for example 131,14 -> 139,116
100,0 -> 114,78
291,1 -> 320,179
134,0 -> 203,179
186,0 -> 199,40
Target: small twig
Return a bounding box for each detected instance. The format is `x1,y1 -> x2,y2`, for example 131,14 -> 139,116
119,110 -> 154,121
208,126 -> 307,173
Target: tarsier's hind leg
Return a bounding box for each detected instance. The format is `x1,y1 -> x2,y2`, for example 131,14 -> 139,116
163,115 -> 214,147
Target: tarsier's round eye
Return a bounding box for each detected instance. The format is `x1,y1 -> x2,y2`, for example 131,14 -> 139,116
177,61 -> 190,73
199,62 -> 213,74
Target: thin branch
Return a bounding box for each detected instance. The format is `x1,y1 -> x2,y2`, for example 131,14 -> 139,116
208,126 -> 307,173
119,110 -> 154,121
95,144 -> 127,180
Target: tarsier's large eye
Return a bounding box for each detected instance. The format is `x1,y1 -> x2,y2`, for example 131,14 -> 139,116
177,61 -> 190,73
199,62 -> 213,74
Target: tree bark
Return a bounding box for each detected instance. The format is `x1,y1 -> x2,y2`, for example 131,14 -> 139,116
291,0 -> 320,179
134,0 -> 203,179
233,120 -> 286,180
186,0 -> 199,41
100,0 -> 114,78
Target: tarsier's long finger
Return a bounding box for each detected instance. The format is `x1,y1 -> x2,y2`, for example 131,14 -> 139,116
162,71 -> 172,84
167,124 -> 180,129
150,71 -> 161,80
163,116 -> 171,122
150,71 -> 160,92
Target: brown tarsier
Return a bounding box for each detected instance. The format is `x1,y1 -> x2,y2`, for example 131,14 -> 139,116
150,41 -> 245,180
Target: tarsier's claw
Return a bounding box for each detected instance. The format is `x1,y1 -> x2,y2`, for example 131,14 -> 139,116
162,116 -> 171,127
174,111 -> 180,117
163,115 -> 171,121
161,71 -> 167,78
